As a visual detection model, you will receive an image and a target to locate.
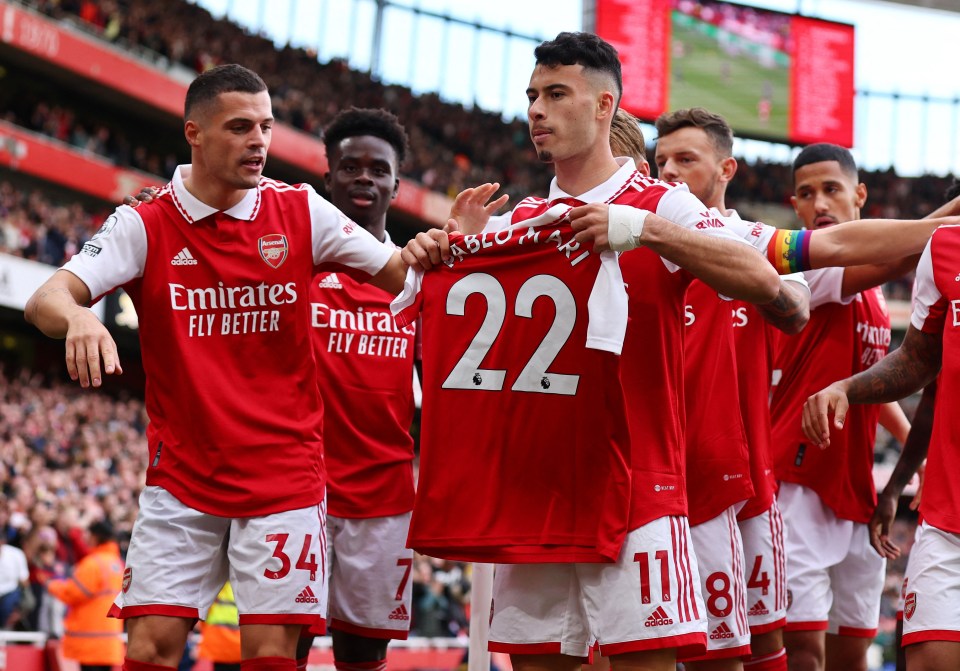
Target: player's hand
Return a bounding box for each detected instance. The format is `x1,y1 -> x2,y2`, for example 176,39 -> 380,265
869,492 -> 900,559
64,308 -> 123,388
122,186 -> 160,207
801,382 -> 850,448
910,460 -> 926,511
449,183 -> 509,236
401,228 -> 450,271
569,203 -> 611,251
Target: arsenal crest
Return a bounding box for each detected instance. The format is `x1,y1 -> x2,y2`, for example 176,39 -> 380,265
122,567 -> 133,593
904,592 -> 917,620
259,234 -> 288,269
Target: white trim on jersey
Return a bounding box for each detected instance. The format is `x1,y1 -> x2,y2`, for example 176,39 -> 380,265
911,239 -> 939,331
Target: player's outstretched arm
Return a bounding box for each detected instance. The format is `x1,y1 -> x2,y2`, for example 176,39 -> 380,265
570,203 -> 780,304
802,325 -> 942,448
755,277 -> 810,335
869,379 -> 936,559
25,270 -> 122,388
806,216 -> 960,269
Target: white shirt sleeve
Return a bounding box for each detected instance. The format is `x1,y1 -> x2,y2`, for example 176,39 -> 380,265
910,240 -> 941,331
804,267 -> 855,309
62,207 -> 147,300
653,188 -> 753,272
308,187 -> 394,275
782,271 -> 810,292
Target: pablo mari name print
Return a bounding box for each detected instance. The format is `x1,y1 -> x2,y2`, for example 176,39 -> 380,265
445,226 -> 593,268
169,281 -> 297,337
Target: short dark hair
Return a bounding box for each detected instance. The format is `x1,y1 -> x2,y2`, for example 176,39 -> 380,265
88,520 -> 116,544
323,107 -> 409,168
655,107 -> 734,158
184,64 -> 268,120
534,32 -> 622,105
793,143 -> 858,180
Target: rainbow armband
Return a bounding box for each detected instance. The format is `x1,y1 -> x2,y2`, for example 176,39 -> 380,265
766,228 -> 811,274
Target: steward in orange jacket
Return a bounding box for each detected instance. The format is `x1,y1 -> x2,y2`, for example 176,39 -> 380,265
46,520 -> 124,670
198,581 -> 241,671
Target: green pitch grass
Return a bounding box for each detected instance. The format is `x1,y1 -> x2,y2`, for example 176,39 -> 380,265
668,13 -> 790,141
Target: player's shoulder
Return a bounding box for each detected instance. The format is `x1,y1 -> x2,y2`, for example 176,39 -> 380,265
931,223 -> 960,243
259,177 -> 314,197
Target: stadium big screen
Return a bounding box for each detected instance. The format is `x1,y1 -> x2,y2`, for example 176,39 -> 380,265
593,0 -> 855,147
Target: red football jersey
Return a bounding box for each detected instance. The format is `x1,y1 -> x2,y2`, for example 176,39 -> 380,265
910,229 -> 960,533
393,218 -> 631,563
311,251 -> 416,519
682,280 -> 753,525
481,161 -> 762,532
770,269 -> 891,523
732,304 -> 779,521
64,167 -> 393,517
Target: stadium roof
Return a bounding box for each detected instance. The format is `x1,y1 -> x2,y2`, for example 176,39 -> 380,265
885,0 -> 959,12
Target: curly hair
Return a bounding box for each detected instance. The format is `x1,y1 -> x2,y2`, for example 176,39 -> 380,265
323,107 -> 409,168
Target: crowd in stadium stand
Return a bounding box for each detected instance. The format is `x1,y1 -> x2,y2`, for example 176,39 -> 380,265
0,367 -> 471,638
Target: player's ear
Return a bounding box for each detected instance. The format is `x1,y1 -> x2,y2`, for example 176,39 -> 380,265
392,178 -> 400,200
597,91 -> 615,120
855,182 -> 867,209
720,156 -> 738,184
323,171 -> 332,191
184,120 -> 201,147
790,194 -> 800,215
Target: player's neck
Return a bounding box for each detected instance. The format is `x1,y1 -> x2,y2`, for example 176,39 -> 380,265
183,169 -> 248,212
553,149 -> 620,199
359,217 -> 388,243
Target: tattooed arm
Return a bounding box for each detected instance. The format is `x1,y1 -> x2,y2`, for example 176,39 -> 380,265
755,277 -> 810,335
801,325 -> 942,447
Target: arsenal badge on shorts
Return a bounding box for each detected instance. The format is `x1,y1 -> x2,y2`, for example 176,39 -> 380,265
122,567 -> 133,593
904,592 -> 917,620
259,234 -> 289,268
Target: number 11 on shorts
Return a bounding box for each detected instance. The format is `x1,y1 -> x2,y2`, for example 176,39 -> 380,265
635,551 -> 671,604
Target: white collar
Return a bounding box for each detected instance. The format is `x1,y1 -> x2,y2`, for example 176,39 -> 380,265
170,164 -> 261,224
546,157 -> 638,204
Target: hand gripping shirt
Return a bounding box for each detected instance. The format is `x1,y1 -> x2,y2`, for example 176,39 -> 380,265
770,267 -> 891,523
909,229 -> 960,533
392,214 -> 631,563
63,166 -> 393,517
311,233 -> 417,519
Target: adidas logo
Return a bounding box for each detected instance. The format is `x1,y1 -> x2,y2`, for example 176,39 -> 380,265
318,273 -> 343,289
388,604 -> 410,621
295,586 -> 319,604
748,600 -> 769,616
644,606 -> 674,628
710,622 -> 735,640
171,247 -> 198,266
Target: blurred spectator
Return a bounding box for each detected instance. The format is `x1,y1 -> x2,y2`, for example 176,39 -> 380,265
0,501 -> 30,629
197,582 -> 241,671
45,519 -> 125,671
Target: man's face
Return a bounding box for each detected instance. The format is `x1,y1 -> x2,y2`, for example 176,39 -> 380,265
324,135 -> 398,227
791,160 -> 866,229
526,64 -> 611,164
187,90 -> 273,190
654,126 -> 730,209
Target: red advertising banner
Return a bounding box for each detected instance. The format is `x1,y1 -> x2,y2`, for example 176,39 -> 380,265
596,0 -> 671,121
789,16 -> 855,147
0,120 -> 160,202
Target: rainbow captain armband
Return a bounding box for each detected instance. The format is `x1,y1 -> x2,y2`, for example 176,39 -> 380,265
766,228 -> 812,274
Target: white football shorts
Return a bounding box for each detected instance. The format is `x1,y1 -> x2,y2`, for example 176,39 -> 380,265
325,512 -> 414,639
778,483 -> 884,637
902,522 -> 960,646
489,515 -> 707,659
113,486 -> 326,628
738,501 -> 788,634
680,506 -> 751,662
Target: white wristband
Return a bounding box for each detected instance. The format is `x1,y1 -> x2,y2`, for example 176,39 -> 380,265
607,204 -> 649,252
